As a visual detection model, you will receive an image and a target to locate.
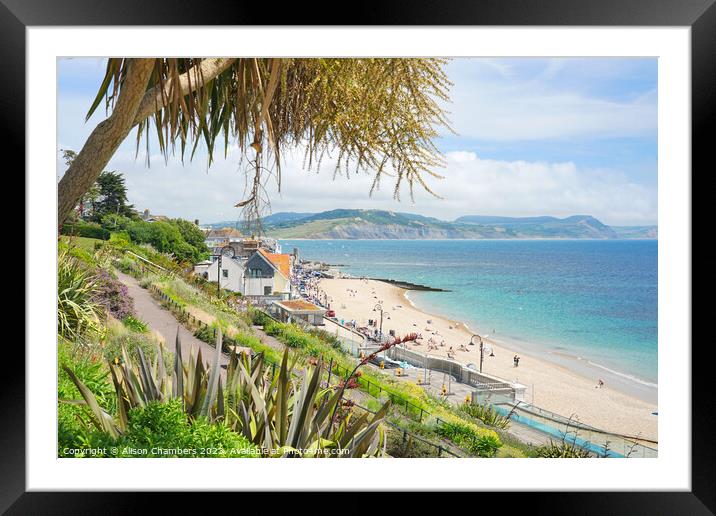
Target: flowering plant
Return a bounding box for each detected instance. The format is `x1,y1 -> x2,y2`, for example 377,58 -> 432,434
94,269 -> 134,320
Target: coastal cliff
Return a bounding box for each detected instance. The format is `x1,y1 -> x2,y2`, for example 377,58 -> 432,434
231,209 -> 656,240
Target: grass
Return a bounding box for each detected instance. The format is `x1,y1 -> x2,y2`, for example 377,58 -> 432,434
111,247 -> 548,458
267,218 -> 354,238
60,235 -> 104,253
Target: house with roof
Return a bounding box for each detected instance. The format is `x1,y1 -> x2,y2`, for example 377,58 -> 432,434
243,249 -> 293,299
270,299 -> 327,326
193,256 -> 245,293
141,208 -> 169,223
204,227 -> 244,251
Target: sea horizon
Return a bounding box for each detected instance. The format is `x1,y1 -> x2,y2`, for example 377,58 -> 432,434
282,238 -> 658,391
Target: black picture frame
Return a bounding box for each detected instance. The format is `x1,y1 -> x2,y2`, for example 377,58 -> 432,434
5,0 -> 709,512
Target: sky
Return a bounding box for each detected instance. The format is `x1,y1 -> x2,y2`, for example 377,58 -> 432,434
57,58 -> 657,226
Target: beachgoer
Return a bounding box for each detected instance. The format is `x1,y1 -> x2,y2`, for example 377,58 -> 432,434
515,356 -> 520,367
513,355 -> 518,367
597,379 -> 604,388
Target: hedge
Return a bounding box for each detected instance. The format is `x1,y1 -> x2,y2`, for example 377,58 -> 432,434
61,222 -> 110,240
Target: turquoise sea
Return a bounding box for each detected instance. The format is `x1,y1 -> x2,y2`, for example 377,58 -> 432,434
281,239 -> 658,387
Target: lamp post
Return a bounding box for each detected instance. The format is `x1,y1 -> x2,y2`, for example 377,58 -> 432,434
213,245 -> 234,298
470,334 -> 484,373
214,252 -> 222,298
373,303 -> 385,340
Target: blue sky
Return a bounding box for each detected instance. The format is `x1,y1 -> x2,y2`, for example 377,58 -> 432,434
57,58 -> 657,225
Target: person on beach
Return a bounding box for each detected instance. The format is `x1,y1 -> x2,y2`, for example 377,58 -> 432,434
597,379 -> 604,388
516,355 -> 520,367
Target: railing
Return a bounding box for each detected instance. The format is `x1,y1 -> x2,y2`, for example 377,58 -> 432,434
351,403 -> 461,458
146,286 -> 456,457
471,381 -> 513,391
327,360 -> 429,423
474,391 -> 658,458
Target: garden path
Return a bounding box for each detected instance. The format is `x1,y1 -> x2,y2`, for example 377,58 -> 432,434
116,271 -> 229,370
116,271 -> 381,409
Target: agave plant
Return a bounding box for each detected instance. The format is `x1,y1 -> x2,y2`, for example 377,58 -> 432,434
223,346 -> 389,457
459,402 -> 511,430
64,327 -> 225,437
57,248 -> 103,340
63,326 -> 390,457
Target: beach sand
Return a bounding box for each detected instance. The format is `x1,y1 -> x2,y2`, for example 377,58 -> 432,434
320,277 -> 658,443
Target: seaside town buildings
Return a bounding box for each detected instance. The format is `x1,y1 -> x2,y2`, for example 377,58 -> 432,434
193,228 -> 293,301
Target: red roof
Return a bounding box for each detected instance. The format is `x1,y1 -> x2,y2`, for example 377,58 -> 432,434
259,249 -> 291,278
277,300 -> 323,311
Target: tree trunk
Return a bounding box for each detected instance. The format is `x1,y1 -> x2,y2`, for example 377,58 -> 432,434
57,58 -> 238,226
57,59 -> 155,226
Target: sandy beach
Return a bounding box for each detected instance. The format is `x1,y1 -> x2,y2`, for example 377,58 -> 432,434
319,277 -> 658,443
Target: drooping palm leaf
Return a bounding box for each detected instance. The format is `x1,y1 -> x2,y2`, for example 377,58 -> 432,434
85,58 -> 452,230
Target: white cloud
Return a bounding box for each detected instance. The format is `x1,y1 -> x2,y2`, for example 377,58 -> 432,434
84,147 -> 655,226
446,86 -> 657,141
56,58 -> 657,226
442,59 -> 657,141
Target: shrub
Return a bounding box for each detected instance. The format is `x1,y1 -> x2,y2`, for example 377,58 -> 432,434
100,214 -> 134,232
459,402 -> 511,430
57,248 -> 103,340
61,222 -> 110,240
249,308 -> 272,326
62,400 -> 259,458
126,219 -> 207,264
58,342 -> 115,454
94,269 -> 134,320
436,421 -> 502,457
385,426 -> 446,458
123,315 -> 148,333
263,320 -> 322,349
534,439 -> 592,458
109,231 -> 132,247
193,324 -> 216,345
101,318 -> 171,370
115,255 -> 142,276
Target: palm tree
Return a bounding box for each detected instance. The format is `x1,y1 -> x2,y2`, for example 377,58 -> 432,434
57,58 -> 453,228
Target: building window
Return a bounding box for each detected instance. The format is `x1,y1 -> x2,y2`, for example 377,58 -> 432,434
222,269 -> 229,278
249,268 -> 262,278
264,286 -> 272,296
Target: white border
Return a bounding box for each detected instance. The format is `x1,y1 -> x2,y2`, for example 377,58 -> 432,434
27,27 -> 690,491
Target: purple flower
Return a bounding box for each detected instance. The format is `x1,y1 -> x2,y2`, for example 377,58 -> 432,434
94,269 -> 135,320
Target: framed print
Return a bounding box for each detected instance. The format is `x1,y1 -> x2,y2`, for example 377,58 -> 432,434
6,0 -> 711,512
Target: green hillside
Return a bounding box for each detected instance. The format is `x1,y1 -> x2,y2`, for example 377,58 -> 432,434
262,210 -> 639,240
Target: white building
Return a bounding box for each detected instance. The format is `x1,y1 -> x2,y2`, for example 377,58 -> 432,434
204,227 -> 244,250
270,300 -> 326,326
243,250 -> 292,299
193,256 -> 245,293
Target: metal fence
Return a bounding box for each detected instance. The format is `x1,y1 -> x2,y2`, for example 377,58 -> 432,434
474,391 -> 658,458
327,361 -> 429,423
351,403 -> 461,458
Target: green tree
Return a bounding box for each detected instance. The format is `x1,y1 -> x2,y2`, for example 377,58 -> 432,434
57,58 -> 452,228
92,171 -> 135,222
171,219 -> 209,255
126,219 -> 206,263
100,213 -> 133,231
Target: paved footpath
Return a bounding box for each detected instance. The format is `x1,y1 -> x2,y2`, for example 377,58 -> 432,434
117,271 -> 229,370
